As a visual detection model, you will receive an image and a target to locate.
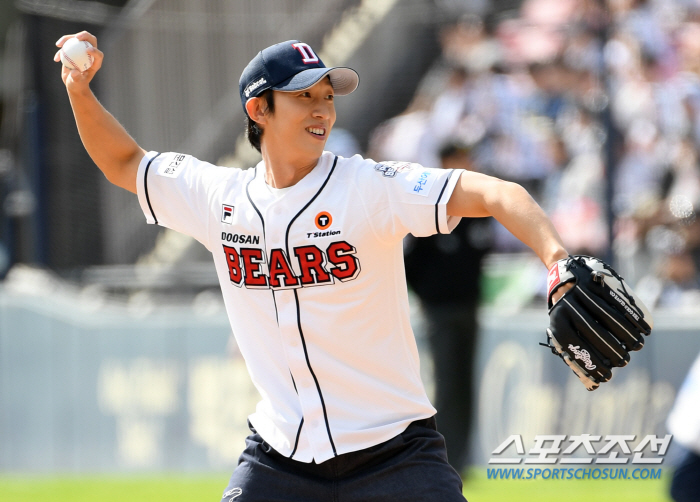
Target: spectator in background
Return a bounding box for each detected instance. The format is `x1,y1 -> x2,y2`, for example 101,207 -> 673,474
633,142 -> 700,307
403,141 -> 492,474
543,127 -> 609,256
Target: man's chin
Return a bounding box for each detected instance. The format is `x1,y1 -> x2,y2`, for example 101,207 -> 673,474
303,142 -> 327,157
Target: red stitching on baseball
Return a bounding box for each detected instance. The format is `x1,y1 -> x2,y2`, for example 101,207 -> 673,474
61,49 -> 80,71
82,41 -> 94,67
61,42 -> 92,71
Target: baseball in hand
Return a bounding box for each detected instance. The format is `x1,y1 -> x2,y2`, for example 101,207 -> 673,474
60,37 -> 94,72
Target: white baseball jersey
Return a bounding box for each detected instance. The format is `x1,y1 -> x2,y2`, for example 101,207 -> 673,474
136,150 -> 464,463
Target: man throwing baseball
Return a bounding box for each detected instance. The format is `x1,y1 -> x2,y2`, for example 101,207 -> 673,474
56,32 -> 652,501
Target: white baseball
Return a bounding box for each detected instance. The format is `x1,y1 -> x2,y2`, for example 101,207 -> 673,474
60,37 -> 94,72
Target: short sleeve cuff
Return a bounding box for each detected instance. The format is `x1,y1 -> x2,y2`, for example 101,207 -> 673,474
136,151 -> 162,225
436,169 -> 464,234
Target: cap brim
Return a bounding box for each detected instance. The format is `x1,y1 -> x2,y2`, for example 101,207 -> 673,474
272,67 -> 359,96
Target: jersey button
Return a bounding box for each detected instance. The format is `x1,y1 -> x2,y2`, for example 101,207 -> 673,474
309,420 -> 319,429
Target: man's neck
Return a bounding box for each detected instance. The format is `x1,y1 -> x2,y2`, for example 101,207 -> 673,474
261,147 -> 321,189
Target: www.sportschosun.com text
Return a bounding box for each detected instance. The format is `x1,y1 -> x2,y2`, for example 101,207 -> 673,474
486,467 -> 662,481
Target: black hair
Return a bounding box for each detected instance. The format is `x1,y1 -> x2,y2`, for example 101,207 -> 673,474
245,90 -> 275,153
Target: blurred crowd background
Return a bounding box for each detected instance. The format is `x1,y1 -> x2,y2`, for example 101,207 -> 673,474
1,0 -> 700,310
371,0 -> 700,310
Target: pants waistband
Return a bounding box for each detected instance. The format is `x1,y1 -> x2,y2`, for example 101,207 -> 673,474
250,416 -> 438,476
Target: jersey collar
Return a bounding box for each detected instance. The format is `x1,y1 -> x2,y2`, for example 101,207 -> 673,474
248,152 -> 334,210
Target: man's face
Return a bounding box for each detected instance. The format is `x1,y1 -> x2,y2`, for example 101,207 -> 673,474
264,78 -> 336,162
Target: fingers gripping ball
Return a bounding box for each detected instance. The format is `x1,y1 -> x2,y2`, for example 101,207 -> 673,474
60,37 -> 93,72
543,256 -> 654,391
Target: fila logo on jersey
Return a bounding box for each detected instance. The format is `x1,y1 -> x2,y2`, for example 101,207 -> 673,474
222,205 -> 234,224
315,212 -> 332,230
222,241 -> 360,290
292,42 -> 319,64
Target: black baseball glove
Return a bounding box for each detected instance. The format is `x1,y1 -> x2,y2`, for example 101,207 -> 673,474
542,255 -> 653,391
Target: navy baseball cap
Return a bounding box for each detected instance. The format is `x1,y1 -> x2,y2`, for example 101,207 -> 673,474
239,40 -> 359,114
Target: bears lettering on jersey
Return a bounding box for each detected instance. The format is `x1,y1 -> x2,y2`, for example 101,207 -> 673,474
327,241 -> 361,281
222,241 -> 360,290
268,249 -> 300,289
241,248 -> 269,289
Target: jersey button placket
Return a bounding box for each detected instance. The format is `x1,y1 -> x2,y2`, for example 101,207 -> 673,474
266,219 -> 322,450
270,195 -> 334,460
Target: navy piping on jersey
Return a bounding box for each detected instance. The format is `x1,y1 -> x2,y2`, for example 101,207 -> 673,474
288,372 -> 303,459
290,417 -> 304,459
292,288 -> 337,456
284,155 -> 339,457
434,169 -> 454,234
143,152 -> 163,224
245,170 -> 280,325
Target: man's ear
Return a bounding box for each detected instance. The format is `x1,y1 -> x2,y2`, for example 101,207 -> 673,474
246,96 -> 268,125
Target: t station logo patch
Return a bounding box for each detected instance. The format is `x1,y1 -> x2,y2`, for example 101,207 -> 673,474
308,211 -> 340,239
222,204 -> 234,224
315,212 -> 332,230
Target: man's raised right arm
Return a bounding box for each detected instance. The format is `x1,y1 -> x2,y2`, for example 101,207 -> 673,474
55,31 -> 145,194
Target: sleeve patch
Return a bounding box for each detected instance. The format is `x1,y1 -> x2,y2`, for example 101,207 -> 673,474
157,153 -> 188,178
402,169 -> 437,197
374,161 -> 414,178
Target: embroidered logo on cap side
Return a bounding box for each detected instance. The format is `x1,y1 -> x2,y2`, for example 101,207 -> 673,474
244,77 -> 267,97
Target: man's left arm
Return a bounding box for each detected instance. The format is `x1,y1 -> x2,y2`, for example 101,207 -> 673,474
447,170 -> 654,391
446,170 -> 568,271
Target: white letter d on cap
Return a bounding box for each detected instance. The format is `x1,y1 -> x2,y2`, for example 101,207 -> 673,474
292,42 -> 319,64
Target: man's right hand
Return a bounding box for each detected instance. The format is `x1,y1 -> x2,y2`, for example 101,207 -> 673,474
53,30 -> 144,194
54,31 -> 103,94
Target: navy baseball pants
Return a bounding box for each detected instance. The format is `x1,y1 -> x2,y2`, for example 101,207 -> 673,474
670,449 -> 700,502
220,416 -> 467,502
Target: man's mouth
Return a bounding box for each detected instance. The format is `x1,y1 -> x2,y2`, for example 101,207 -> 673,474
306,127 -> 326,137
